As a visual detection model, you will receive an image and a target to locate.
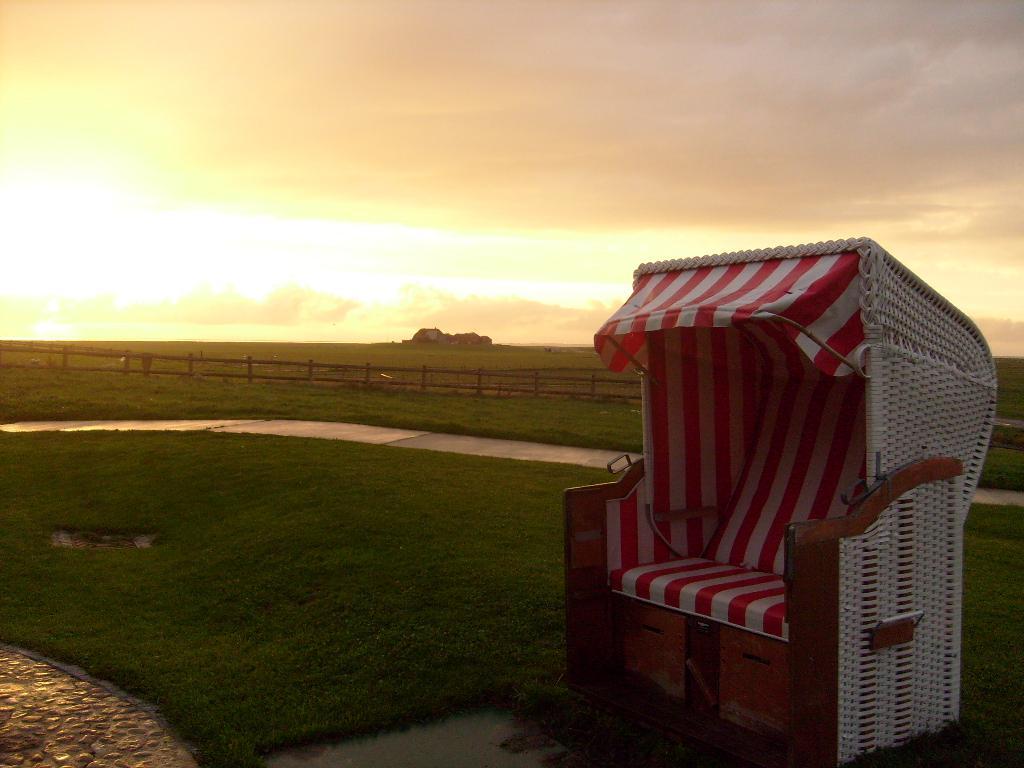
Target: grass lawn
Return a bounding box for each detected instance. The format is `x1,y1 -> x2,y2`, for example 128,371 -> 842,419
0,340 -> 613,374
995,357 -> 1024,420
0,433 -> 1021,767
2,351 -> 1022,491
991,425 -> 1024,450
0,368 -> 644,453
979,447 -> 1024,492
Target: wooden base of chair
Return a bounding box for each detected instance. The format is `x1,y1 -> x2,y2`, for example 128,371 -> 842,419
570,673 -> 787,768
564,465 -> 791,767
564,457 -> 964,768
583,595 -> 790,768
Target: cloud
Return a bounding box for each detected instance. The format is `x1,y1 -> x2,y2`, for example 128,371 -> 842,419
386,285 -> 616,344
1,1 -> 1020,335
159,285 -> 360,326
0,285 -> 360,338
974,317 -> 1024,357
3,283 -> 1021,356
4,1 -> 1022,247
0,283 -> 617,345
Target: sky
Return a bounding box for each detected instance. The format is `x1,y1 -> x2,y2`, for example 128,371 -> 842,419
1,1 -> 1022,353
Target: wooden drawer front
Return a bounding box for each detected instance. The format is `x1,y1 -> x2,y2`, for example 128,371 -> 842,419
719,627 -> 789,738
618,599 -> 687,700
685,617 -> 720,712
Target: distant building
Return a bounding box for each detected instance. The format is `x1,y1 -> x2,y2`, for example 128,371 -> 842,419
411,327 -> 447,343
404,327 -> 493,345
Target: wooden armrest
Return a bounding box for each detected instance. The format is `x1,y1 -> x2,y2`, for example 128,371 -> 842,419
564,461 -> 647,682
565,460 -> 645,570
788,456 -> 963,549
564,459 -> 645,507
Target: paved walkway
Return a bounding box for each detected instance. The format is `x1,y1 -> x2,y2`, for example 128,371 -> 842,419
0,645 -> 196,768
3,419 -> 1021,505
4,420 -> 1021,506
973,488 -> 1024,506
0,419 -> 641,471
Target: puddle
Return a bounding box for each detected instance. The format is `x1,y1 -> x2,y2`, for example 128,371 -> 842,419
266,710 -> 566,768
51,530 -> 156,549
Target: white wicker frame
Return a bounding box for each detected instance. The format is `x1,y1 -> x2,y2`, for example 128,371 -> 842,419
839,242 -> 994,762
634,238 -> 996,764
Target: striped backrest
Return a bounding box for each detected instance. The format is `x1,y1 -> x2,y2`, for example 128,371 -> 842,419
602,325 -> 765,577
643,327 -> 762,559
597,248 -> 869,578
607,324 -> 865,578
703,325 -> 866,575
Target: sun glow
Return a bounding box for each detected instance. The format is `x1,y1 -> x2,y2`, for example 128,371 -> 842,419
0,1 -> 1021,350
0,174 -> 157,297
0,171 -> 643,306
0,170 -> 643,343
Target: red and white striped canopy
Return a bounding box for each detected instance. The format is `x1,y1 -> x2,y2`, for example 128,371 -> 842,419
595,251 -> 865,376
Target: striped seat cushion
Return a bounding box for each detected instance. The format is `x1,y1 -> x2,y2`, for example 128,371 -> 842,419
610,557 -> 788,640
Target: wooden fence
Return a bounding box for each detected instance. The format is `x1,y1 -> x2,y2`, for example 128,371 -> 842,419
0,340 -> 641,401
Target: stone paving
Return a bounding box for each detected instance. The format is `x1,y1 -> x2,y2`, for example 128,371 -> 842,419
0,647 -> 196,768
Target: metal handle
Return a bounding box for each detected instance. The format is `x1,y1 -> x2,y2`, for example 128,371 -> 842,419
607,453 -> 633,474
751,311 -> 869,378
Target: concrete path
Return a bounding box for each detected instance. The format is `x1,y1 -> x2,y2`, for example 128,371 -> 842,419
0,644 -> 196,768
2,419 -> 1020,504
995,417 -> 1024,430
974,488 -> 1024,506
0,419 -> 640,471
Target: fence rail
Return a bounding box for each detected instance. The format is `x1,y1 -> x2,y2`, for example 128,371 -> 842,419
0,340 -> 641,401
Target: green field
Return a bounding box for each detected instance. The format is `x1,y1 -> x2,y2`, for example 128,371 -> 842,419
978,447 -> 1024,492
0,340 -> 616,374
994,357 -> 1024,420
0,368 -> 644,452
0,339 -> 638,401
2,344 -> 1022,491
0,432 -> 1019,768
2,341 -> 1018,410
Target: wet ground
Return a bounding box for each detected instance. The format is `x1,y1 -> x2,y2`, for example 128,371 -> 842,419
266,710 -> 566,768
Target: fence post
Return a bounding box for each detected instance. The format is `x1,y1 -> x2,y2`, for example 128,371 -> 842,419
364,362 -> 371,384
590,373 -> 596,397
308,359 -> 314,381
246,355 -> 253,383
476,368 -> 483,395
533,370 -> 539,396
187,353 -> 194,376
62,346 -> 69,370
421,365 -> 427,391
142,353 -> 153,377
124,351 -> 131,375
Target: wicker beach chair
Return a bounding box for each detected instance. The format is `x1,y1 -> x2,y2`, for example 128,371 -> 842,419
564,238 -> 995,767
